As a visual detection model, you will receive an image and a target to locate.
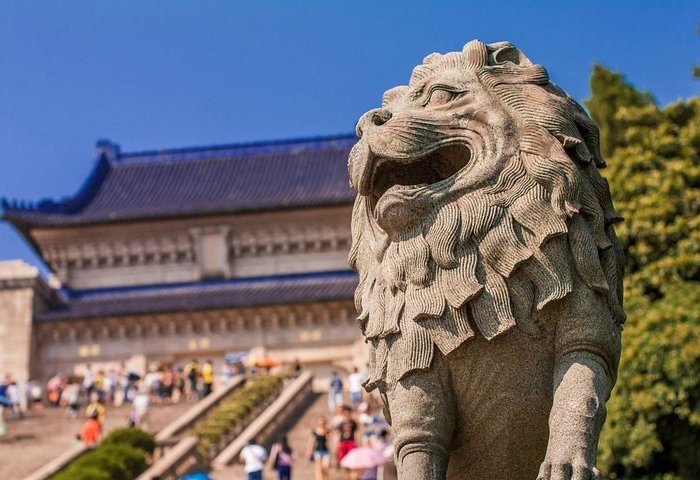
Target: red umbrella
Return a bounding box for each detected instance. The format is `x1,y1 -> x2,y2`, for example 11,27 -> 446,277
255,357 -> 280,368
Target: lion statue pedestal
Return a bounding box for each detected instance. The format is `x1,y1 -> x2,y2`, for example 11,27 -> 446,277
348,40 -> 624,480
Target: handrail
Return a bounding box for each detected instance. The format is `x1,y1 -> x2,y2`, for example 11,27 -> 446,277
211,371 -> 314,470
136,436 -> 200,480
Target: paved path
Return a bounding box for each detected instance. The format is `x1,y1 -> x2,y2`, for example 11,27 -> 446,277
212,392 -> 347,480
0,401 -> 192,479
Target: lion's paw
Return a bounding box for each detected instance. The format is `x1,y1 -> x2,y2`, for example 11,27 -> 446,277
537,460 -> 601,480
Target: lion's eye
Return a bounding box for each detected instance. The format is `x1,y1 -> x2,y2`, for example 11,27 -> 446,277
427,88 -> 454,106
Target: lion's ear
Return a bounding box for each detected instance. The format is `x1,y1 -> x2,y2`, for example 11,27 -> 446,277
486,42 -> 533,67
462,40 -> 488,68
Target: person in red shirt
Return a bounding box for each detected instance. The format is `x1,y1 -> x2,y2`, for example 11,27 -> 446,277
336,405 -> 357,463
79,411 -> 101,447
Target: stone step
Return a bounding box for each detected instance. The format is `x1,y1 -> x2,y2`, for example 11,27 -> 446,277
211,392 -> 346,479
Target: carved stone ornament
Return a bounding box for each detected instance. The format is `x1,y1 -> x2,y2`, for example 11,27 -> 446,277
348,40 -> 624,480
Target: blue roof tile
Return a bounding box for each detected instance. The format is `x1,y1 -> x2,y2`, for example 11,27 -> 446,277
36,270 -> 358,321
3,134 -> 356,228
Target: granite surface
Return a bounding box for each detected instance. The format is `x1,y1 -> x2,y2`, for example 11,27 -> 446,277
348,40 -> 624,479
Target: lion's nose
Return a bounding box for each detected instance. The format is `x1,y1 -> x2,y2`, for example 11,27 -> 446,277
371,109 -> 393,126
356,108 -> 393,138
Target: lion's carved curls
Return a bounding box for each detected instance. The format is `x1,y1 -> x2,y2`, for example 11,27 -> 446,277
349,40 -> 625,391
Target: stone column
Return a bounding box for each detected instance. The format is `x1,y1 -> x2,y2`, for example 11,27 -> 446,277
0,260 -> 47,383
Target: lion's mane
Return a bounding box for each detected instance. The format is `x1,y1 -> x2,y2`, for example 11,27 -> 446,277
349,41 -> 625,391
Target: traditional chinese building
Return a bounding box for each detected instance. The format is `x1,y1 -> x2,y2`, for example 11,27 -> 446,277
0,135 -> 362,382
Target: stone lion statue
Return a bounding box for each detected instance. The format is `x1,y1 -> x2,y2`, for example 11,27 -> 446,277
348,40 -> 624,480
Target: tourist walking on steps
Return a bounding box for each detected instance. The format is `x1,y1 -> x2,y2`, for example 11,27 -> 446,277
348,366 -> 366,408
202,359 -> 214,397
292,358 -> 302,377
0,386 -> 7,437
62,380 -> 80,418
83,364 -> 94,399
79,409 -> 101,446
28,380 -> 43,410
270,434 -> 294,480
240,437 -> 267,480
336,405 -> 358,464
85,394 -> 106,430
174,366 -> 185,402
328,371 -> 344,412
129,384 -> 150,429
306,416 -> 331,480
185,359 -> 200,401
5,380 -> 20,419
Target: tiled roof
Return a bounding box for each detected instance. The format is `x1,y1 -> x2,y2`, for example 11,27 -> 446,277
36,270 -> 358,321
3,134 -> 356,228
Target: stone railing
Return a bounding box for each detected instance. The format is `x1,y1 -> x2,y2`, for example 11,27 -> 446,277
211,370 -> 314,470
135,436 -> 200,480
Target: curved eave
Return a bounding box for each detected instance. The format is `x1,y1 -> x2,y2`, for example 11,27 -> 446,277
2,153 -> 112,229
2,134 -> 357,230
35,270 -> 359,322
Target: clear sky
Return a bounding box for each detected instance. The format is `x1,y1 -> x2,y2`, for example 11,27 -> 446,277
1,1 -> 698,273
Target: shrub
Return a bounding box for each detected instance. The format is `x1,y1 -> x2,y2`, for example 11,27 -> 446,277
102,427 -> 156,454
99,445 -> 148,477
79,451 -> 128,479
190,375 -> 283,458
59,451 -> 129,480
51,428 -> 154,480
53,466 -> 111,480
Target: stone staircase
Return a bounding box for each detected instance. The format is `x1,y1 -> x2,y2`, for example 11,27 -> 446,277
211,392 -> 345,479
9,401 -> 194,480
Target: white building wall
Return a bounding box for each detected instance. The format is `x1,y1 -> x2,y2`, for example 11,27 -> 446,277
30,205 -> 353,290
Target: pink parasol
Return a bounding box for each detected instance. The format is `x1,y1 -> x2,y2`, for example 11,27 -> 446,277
47,376 -> 62,390
340,447 -> 386,470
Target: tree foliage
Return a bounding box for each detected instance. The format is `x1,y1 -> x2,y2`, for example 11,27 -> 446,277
590,66 -> 700,479
585,65 -> 654,158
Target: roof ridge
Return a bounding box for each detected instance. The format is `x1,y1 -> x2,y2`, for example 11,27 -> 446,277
118,133 -> 356,162
3,134 -> 356,235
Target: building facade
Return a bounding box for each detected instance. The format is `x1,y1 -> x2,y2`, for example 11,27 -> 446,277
1,135 -> 362,382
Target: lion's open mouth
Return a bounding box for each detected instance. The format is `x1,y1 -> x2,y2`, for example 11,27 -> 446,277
369,143 -> 471,201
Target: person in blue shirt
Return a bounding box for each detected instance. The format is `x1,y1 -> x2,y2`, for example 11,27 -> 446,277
328,371 -> 344,412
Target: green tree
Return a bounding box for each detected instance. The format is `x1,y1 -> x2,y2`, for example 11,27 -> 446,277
593,69 -> 700,479
585,65 -> 654,157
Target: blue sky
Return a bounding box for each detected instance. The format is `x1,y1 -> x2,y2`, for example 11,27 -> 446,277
1,1 -> 698,272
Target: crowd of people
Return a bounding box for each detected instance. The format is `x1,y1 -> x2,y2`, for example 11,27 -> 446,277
0,358 -> 239,441
318,368 -> 393,480
4,362 -> 393,479
236,367 -> 393,480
